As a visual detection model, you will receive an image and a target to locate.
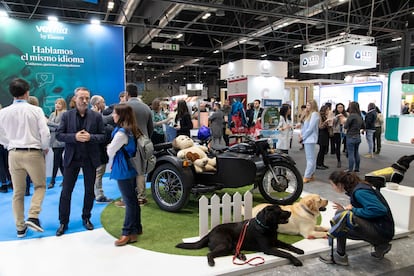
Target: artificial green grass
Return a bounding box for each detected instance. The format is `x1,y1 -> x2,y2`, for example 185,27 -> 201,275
101,186 -> 311,256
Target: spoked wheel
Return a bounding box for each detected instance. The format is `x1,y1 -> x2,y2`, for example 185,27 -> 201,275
151,163 -> 190,212
258,161 -> 303,205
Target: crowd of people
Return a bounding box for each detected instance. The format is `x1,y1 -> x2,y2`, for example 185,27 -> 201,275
0,78 -> 397,263
0,78 -> 167,245
298,99 -> 384,183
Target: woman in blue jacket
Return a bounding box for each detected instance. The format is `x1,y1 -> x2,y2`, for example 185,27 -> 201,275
107,103 -> 142,246
299,100 -> 320,183
320,171 -> 394,266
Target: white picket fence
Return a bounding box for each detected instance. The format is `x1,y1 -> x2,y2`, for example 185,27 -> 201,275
198,191 -> 253,238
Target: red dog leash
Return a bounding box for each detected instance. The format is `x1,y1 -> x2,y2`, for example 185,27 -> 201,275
232,220 -> 265,266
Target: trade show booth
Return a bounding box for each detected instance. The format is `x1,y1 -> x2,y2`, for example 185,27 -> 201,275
385,67 -> 414,142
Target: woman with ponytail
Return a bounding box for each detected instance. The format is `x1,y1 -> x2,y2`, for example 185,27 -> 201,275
319,171 -> 394,266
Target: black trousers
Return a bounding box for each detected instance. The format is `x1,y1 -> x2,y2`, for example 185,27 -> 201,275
373,127 -> 382,153
58,159 -> 96,224
332,133 -> 342,162
0,144 -> 11,183
151,132 -> 165,145
317,144 -> 329,166
51,147 -> 65,180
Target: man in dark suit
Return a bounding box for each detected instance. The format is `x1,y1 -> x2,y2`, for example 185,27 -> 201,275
55,87 -> 106,236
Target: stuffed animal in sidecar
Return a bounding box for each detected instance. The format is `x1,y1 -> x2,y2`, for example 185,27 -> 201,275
172,135 -> 216,173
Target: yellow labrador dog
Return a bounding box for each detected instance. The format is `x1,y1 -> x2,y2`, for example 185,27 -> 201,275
251,194 -> 329,239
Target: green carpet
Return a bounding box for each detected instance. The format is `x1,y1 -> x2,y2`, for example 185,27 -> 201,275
101,186 -> 308,256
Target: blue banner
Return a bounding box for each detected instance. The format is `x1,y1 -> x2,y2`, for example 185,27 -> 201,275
263,99 -> 282,107
0,18 -> 125,115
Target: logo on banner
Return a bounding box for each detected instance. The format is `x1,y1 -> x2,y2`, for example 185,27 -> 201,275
36,23 -> 68,40
354,50 -> 373,62
260,60 -> 271,76
302,55 -> 320,67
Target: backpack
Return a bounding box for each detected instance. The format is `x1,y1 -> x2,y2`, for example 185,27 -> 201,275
123,135 -> 156,174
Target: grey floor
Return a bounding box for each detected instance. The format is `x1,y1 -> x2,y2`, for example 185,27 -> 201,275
244,133 -> 414,276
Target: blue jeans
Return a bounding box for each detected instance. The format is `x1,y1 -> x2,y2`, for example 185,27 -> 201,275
304,143 -> 316,178
118,177 -> 142,236
346,136 -> 361,171
365,129 -> 375,154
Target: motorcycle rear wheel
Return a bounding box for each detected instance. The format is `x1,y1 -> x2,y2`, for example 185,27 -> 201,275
258,161 -> 303,205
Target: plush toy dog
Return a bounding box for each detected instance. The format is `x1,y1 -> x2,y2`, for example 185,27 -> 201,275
172,135 -> 216,173
365,155 -> 414,189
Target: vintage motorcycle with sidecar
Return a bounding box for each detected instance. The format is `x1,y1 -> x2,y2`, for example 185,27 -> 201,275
147,136 -> 303,212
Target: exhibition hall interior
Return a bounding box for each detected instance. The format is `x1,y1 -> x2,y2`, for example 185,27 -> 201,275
0,1 -> 414,276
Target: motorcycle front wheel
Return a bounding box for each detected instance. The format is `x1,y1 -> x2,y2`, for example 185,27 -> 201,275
258,161 -> 303,205
151,163 -> 191,212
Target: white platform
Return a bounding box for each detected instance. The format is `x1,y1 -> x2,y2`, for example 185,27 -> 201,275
381,185 -> 414,231
0,200 -> 410,276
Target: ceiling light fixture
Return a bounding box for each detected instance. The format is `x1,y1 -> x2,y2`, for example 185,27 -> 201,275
90,19 -> 100,25
107,1 -> 115,11
391,37 -> 402,42
175,33 -> 183,39
0,10 -> 8,17
202,12 -> 211,20
293,44 -> 302,48
48,16 -> 58,22
213,49 -> 220,54
260,54 -> 267,58
147,55 -> 152,59
238,39 -> 247,44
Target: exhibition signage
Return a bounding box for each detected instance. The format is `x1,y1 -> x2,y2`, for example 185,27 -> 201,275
220,59 -> 287,79
263,99 -> 282,107
299,51 -> 325,72
300,45 -> 377,74
0,18 -> 125,115
151,42 -> 180,51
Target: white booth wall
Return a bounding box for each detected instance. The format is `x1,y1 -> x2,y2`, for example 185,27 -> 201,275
316,81 -> 386,114
247,76 -> 286,104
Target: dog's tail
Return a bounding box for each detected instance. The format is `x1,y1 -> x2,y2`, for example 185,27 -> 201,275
175,235 -> 209,250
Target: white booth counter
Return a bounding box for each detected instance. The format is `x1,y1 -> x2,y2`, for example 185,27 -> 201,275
385,115 -> 414,143
385,66 -> 414,143
397,115 -> 414,143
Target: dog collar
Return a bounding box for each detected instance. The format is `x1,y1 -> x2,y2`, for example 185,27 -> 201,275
300,204 -> 316,217
254,217 -> 270,229
394,163 -> 407,172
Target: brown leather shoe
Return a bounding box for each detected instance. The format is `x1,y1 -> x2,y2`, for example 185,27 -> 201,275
114,235 -> 130,246
129,234 -> 138,243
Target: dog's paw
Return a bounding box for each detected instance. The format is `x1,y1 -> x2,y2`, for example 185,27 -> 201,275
237,253 -> 246,261
307,235 -> 316,239
207,255 -> 215,266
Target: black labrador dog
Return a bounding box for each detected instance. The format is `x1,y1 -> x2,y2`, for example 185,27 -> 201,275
176,204 -> 304,266
365,154 -> 414,189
